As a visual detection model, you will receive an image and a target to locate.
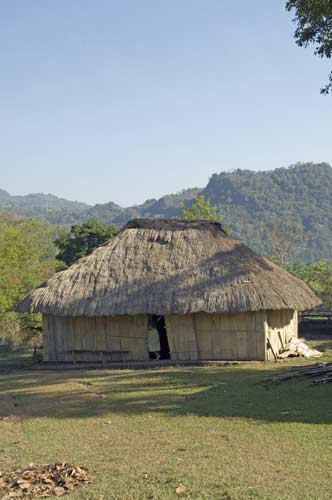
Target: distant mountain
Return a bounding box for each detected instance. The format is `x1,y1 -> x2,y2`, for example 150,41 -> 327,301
0,190 -> 90,224
1,162 -> 332,262
0,188 -> 12,203
84,188 -> 201,225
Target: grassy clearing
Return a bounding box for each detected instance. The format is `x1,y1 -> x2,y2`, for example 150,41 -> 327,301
1,337 -> 332,500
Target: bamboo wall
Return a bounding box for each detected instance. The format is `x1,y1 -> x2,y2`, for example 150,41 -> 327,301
165,311 -> 267,361
266,309 -> 297,361
42,314 -> 149,362
166,310 -> 297,361
42,309 -> 298,363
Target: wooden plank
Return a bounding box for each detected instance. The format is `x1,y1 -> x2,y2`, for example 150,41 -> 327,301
267,337 -> 278,362
266,309 -> 297,360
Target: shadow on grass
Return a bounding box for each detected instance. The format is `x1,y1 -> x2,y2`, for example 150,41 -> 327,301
300,333 -> 332,355
303,335 -> 332,353
0,351 -> 38,371
312,341 -> 332,352
1,362 -> 332,425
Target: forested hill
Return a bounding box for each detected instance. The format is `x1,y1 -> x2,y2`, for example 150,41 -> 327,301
85,188 -> 201,226
0,189 -> 90,224
84,162 -> 332,261
202,163 -> 332,262
1,162 -> 332,262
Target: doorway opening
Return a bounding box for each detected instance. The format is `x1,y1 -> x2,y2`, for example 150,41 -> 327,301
148,315 -> 171,360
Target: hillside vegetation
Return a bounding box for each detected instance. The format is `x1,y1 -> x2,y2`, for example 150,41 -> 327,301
1,162 -> 332,261
0,189 -> 89,225
202,162 -> 332,262
0,213 -> 62,343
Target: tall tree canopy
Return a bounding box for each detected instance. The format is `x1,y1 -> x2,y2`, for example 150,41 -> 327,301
55,220 -> 118,266
0,215 -> 59,314
286,0 -> 332,94
0,215 -> 60,342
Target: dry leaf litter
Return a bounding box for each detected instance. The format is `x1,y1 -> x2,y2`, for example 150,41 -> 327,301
0,463 -> 91,499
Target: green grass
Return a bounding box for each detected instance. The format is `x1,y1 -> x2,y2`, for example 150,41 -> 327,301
1,338 -> 332,500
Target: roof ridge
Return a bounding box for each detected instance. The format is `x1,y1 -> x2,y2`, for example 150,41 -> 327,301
124,218 -> 229,235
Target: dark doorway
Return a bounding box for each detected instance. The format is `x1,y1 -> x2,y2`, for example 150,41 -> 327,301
148,315 -> 171,360
156,315 -> 171,359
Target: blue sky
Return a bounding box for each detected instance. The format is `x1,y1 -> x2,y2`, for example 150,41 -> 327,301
0,1 -> 331,206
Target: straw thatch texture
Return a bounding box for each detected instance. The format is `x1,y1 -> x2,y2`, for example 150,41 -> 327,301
16,219 -> 320,316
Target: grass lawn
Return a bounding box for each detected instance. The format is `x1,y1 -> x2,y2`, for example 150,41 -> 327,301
1,337 -> 332,500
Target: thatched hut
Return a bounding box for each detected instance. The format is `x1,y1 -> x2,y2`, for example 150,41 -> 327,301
16,219 -> 320,363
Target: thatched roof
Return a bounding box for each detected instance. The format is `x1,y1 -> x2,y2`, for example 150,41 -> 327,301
16,219 -> 320,316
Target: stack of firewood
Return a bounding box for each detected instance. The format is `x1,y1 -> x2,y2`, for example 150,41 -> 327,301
263,363 -> 332,384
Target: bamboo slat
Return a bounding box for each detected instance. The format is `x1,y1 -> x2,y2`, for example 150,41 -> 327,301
266,309 -> 297,361
43,314 -> 149,362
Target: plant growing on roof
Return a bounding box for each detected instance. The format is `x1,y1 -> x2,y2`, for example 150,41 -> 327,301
181,194 -> 231,233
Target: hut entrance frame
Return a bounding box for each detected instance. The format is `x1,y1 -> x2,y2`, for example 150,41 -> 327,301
147,315 -> 171,360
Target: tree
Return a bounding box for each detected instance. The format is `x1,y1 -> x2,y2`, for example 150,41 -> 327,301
266,220 -> 306,265
0,215 -> 60,343
286,0 -> 332,94
55,220 -> 118,266
0,216 -> 59,314
181,195 -> 231,233
181,194 -> 222,221
291,260 -> 332,308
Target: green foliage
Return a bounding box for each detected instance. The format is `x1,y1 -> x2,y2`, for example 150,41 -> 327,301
0,215 -> 59,313
286,0 -> 332,94
0,312 -> 21,346
181,195 -> 232,234
202,162 -> 332,262
181,195 -> 223,222
55,220 -> 119,266
290,260 -> 332,307
0,215 -> 60,343
0,190 -> 90,225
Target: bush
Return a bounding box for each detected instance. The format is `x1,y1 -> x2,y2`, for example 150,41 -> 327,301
0,312 -> 22,347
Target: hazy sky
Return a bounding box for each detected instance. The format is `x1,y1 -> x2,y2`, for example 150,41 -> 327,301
1,1 -> 331,206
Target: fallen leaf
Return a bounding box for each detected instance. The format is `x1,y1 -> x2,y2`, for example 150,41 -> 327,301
175,484 -> 187,495
54,487 -> 66,496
